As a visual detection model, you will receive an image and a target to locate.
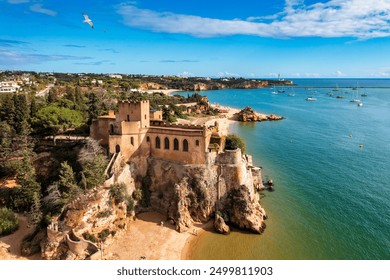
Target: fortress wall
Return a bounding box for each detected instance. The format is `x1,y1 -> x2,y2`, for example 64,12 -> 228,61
90,118 -> 114,146
216,148 -> 242,165
147,131 -> 206,164
120,121 -> 140,134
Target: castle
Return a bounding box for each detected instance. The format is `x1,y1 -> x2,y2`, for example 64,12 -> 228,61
90,100 -> 224,167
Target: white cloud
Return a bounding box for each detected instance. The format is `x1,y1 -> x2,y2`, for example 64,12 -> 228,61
177,71 -> 194,78
216,71 -> 240,78
30,4 -> 57,17
335,70 -> 346,77
0,49 -> 91,65
117,0 -> 390,39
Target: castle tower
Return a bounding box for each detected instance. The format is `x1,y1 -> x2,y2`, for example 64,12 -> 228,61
117,100 -> 150,128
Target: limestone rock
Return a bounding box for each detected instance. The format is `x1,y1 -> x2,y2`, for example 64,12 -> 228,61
214,214 -> 230,235
236,106 -> 283,122
226,185 -> 267,234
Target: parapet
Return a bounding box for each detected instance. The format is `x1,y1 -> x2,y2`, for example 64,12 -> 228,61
150,121 -> 205,130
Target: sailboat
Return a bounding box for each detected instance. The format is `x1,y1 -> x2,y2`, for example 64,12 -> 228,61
350,87 -> 361,103
271,85 -> 277,94
287,87 -> 295,96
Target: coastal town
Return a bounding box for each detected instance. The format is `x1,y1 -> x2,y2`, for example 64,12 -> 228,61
0,70 -> 284,260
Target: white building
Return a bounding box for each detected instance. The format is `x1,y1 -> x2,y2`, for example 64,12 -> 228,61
0,81 -> 21,93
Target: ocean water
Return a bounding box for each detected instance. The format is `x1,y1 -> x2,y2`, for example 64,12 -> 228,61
180,79 -> 390,260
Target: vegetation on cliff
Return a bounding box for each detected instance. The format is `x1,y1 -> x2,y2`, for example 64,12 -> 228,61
0,207 -> 19,236
225,133 -> 246,154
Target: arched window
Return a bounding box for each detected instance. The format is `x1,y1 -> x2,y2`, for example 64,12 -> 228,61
146,136 -> 150,142
127,115 -> 130,121
164,137 -> 170,150
115,144 -> 120,153
130,137 -> 134,146
195,140 -> 200,146
174,138 -> 179,151
183,139 -> 189,152
110,124 -> 114,134
156,137 -> 160,149
144,114 -> 147,120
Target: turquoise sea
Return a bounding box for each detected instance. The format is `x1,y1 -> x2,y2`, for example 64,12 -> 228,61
181,79 -> 390,260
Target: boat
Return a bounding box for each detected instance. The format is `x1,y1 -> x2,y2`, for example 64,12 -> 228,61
357,101 -> 363,107
306,97 -> 317,101
287,87 -> 296,96
350,87 -> 361,102
271,85 -> 277,94
332,84 -> 339,91
361,93 -> 368,97
277,89 -> 285,93
350,98 -> 361,102
327,92 -> 333,96
336,95 -> 345,99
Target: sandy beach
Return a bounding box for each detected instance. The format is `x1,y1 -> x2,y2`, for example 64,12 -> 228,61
145,89 -> 183,96
103,212 -> 211,260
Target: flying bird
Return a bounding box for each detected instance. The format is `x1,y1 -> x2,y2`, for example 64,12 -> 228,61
82,13 -> 94,29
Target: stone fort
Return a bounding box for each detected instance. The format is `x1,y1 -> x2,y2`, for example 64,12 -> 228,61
90,100 -> 224,169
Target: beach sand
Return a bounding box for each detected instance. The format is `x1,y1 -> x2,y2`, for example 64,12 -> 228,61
145,89 -> 182,96
103,212 -> 211,260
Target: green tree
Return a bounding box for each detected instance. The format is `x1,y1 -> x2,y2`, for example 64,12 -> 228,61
43,161 -> 81,215
0,94 -> 15,128
47,87 -> 59,103
225,133 -> 246,154
78,139 -> 108,189
12,152 -> 42,224
12,94 -> 29,134
32,104 -> 83,136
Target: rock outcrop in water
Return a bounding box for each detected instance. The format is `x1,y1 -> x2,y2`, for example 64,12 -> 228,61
236,106 -> 284,122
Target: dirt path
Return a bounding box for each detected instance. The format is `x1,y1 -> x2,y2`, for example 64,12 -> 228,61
0,215 -> 40,260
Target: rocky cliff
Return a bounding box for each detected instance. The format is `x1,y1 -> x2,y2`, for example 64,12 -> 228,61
41,149 -> 267,259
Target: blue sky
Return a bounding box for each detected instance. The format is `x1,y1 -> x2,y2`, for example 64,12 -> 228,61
2,0 -> 390,78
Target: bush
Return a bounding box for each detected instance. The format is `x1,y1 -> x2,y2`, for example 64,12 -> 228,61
109,183 -> 126,204
126,196 -> 134,213
132,189 -> 142,201
225,133 -> 246,154
0,208 -> 19,236
83,232 -> 98,243
98,228 -> 110,241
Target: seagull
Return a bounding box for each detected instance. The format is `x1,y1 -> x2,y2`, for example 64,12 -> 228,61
82,13 -> 94,29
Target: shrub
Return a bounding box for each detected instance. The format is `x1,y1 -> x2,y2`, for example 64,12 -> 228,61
98,228 -> 110,241
109,183 -> 126,204
96,210 -> 112,218
0,208 -> 19,236
132,189 -> 142,201
225,133 -> 246,154
126,196 -> 134,213
83,232 -> 98,243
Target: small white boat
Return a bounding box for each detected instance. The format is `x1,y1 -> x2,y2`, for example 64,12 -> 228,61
357,101 -> 363,107
306,97 -> 317,101
350,98 -> 361,102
